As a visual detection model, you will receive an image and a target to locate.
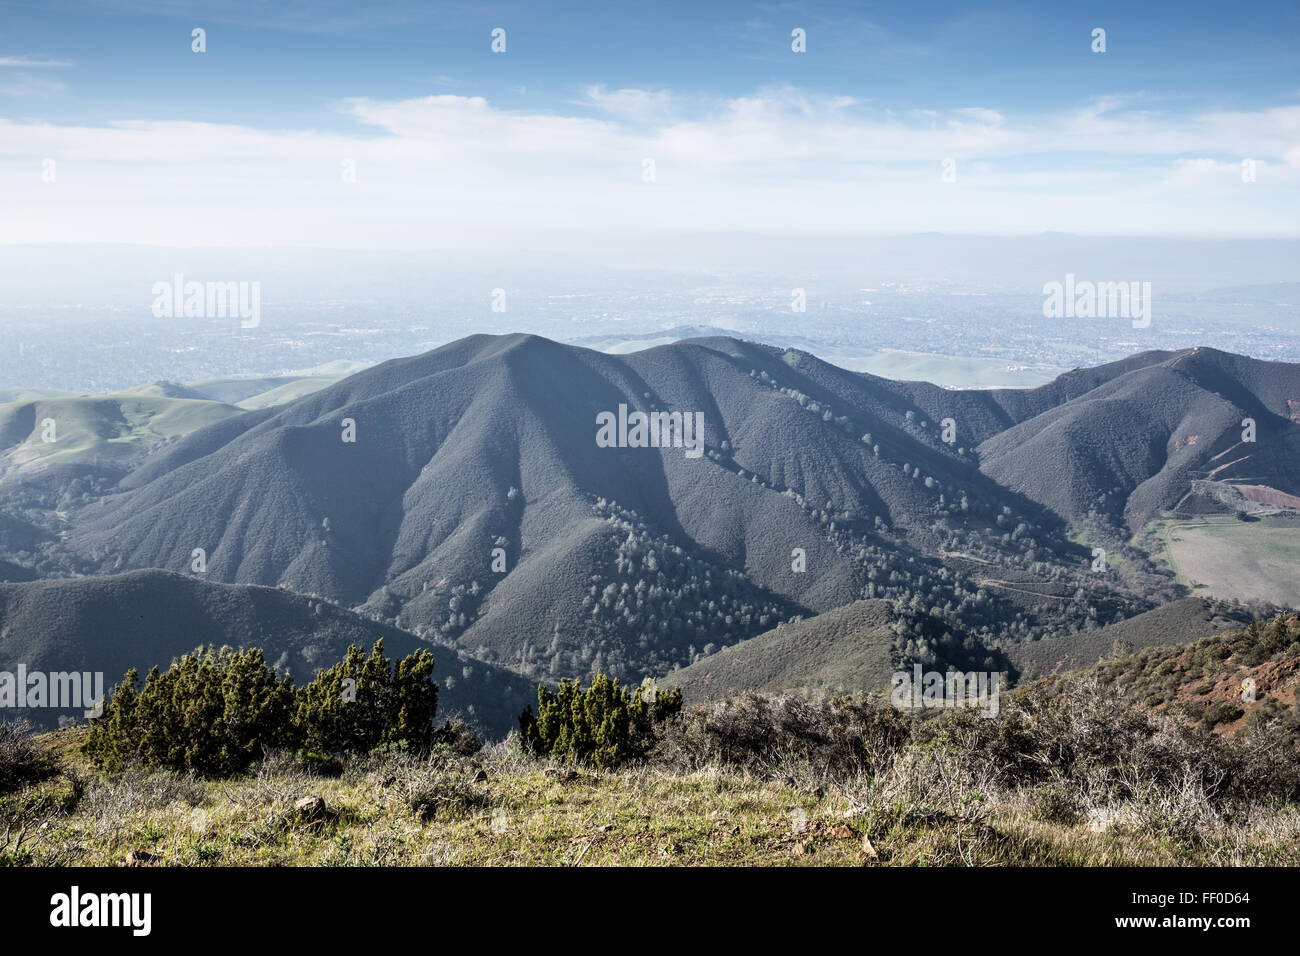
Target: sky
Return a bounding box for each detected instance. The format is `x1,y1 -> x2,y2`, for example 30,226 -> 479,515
1,0 -> 1298,248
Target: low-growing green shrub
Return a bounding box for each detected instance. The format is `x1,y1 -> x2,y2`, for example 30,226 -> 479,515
83,647 -> 296,777
295,640 -> 439,754
1200,700 -> 1244,731
518,673 -> 682,768
84,640 -> 443,777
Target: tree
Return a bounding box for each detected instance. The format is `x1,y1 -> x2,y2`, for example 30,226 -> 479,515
84,646 -> 296,777
518,673 -> 682,768
295,639 -> 439,753
84,640 -> 441,777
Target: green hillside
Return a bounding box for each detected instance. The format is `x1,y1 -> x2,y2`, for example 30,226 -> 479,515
666,600 -> 899,702
0,393 -> 243,484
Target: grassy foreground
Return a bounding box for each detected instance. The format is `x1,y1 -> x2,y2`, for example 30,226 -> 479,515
4,722 -> 1299,867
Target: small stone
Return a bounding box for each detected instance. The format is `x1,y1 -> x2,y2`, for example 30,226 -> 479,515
294,795 -> 326,819
861,835 -> 879,859
832,824 -> 856,840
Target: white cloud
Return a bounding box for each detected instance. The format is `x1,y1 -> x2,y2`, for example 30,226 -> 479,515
0,86 -> 1296,246
582,85 -> 675,122
0,56 -> 74,68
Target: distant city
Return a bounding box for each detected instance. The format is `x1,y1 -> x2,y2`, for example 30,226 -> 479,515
4,268 -> 1297,394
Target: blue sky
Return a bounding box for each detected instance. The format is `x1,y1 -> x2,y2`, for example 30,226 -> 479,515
1,0 -> 1298,246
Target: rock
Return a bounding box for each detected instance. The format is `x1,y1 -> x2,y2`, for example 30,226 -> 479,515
124,850 -> 155,866
861,834 -> 879,859
832,824 -> 857,840
294,796 -> 326,819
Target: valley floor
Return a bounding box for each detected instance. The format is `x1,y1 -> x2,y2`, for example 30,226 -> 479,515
1152,515 -> 1300,608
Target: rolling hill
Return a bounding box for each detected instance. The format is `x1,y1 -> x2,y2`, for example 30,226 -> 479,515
0,333 -> 1275,698
975,348 -> 1300,530
0,569 -> 533,735
664,600 -> 900,702
1006,596 -> 1257,677
66,334 -> 1117,687
0,393 -> 244,492
665,597 -> 1017,703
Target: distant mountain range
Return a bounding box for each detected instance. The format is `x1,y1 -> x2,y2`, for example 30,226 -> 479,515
63,334 -> 1091,680
0,334 -> 1295,727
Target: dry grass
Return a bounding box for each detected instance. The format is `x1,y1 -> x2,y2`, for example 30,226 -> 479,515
4,697 -> 1299,867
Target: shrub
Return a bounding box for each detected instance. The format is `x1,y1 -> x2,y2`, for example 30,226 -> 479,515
295,639 -> 439,754
518,673 -> 682,768
656,692 -> 911,780
83,646 -> 296,777
0,720 -> 57,795
1027,780 -> 1083,825
84,640 -> 442,777
404,770 -> 491,822
295,749 -> 345,778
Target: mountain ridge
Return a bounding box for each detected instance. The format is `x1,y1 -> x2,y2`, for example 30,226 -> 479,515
43,334 -> 1299,691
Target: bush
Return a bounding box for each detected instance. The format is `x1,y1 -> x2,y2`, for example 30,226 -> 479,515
0,720 -> 57,795
648,679 -> 1300,806
1199,700 -> 1243,732
295,749 -> 345,778
1028,780 -> 1083,825
656,692 -> 911,780
294,639 -> 439,754
518,673 -> 682,768
84,640 -> 442,777
83,646 -> 296,777
404,770 -> 491,822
